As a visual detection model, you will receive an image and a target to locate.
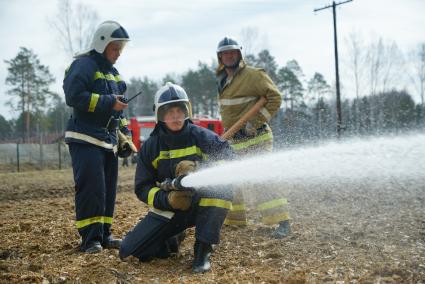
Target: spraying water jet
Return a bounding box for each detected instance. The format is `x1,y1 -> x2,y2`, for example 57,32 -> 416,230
181,133 -> 425,190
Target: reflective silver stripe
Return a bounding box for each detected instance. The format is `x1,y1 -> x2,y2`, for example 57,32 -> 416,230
149,208 -> 175,219
65,131 -> 117,152
260,107 -> 271,121
220,96 -> 257,106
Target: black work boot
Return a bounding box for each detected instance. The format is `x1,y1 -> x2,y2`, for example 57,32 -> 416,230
272,220 -> 291,239
192,240 -> 212,273
166,231 -> 186,254
102,236 -> 122,249
82,241 -> 102,254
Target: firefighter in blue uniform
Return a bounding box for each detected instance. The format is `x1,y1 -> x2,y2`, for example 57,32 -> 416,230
120,82 -> 234,273
63,21 -> 137,253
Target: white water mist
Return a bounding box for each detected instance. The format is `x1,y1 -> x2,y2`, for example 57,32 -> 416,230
182,133 -> 425,188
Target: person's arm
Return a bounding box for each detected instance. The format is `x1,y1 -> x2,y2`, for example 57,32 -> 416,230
250,70 -> 282,128
198,127 -> 235,162
63,58 -> 116,113
134,142 -> 172,210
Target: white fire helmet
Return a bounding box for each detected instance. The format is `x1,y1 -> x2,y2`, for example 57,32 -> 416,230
216,36 -> 243,65
74,20 -> 130,58
153,82 -> 192,123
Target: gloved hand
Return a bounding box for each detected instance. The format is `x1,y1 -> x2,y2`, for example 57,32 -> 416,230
117,130 -> 138,158
244,121 -> 257,136
175,160 -> 198,177
167,190 -> 192,210
158,178 -> 174,191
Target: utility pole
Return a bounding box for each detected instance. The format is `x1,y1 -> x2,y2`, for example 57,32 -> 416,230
314,0 -> 352,138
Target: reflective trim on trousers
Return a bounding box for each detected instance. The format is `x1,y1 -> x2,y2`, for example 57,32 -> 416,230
75,216 -> 113,229
261,212 -> 290,225
199,198 -> 232,209
257,198 -> 288,211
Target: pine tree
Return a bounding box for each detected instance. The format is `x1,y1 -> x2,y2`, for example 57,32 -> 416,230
4,47 -> 55,141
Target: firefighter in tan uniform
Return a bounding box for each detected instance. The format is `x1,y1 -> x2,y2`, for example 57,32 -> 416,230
215,36 -> 291,238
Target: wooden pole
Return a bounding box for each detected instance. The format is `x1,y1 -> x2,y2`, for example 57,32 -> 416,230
221,96 -> 267,140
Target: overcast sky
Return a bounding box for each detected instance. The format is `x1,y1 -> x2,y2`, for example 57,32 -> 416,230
0,0 -> 424,120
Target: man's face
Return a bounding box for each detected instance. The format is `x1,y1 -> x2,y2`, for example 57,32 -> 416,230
163,106 -> 186,132
104,41 -> 125,64
219,49 -> 240,67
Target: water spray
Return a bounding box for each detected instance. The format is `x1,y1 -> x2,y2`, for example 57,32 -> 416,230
181,133 -> 425,190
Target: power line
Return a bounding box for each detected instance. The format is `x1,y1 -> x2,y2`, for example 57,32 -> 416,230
314,0 -> 353,139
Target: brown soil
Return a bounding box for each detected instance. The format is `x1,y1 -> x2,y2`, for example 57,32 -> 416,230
0,166 -> 424,283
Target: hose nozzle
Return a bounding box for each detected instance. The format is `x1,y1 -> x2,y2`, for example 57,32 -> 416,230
159,175 -> 192,191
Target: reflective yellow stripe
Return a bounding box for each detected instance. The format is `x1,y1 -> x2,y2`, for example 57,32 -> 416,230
230,203 -> 246,212
224,219 -> 248,226
120,118 -> 128,128
94,71 -> 122,82
88,93 -> 99,112
220,96 -> 257,106
148,187 -> 160,206
65,131 -> 117,152
199,198 -> 232,209
75,216 -> 113,229
257,198 -> 288,211
152,145 -> 207,169
260,107 -> 271,120
232,131 -> 273,151
261,212 -> 290,225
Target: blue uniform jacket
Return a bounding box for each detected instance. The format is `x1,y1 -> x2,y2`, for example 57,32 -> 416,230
135,121 -> 234,212
63,51 -> 130,151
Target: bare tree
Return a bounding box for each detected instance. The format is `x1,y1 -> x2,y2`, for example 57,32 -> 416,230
366,37 -> 404,95
344,32 -> 368,134
408,43 -> 425,105
239,27 -> 259,56
379,41 -> 404,93
345,32 -> 366,99
48,0 -> 99,59
365,37 -> 405,130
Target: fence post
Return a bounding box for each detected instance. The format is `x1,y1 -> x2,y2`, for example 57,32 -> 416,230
39,134 -> 43,170
58,141 -> 62,170
16,142 -> 20,172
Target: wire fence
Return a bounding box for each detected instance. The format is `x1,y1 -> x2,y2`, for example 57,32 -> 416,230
0,141 -> 72,172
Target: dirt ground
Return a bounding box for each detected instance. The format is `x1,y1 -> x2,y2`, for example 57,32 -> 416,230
0,166 -> 424,283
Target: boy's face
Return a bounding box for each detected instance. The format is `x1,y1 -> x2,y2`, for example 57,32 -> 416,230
163,106 -> 186,131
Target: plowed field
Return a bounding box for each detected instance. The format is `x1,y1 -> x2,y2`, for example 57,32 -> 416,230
1,167 -> 424,283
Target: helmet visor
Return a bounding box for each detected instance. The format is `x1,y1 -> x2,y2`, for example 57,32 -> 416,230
157,102 -> 190,123
111,26 -> 130,40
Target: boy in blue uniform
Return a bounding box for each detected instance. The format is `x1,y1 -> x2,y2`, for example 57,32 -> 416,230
63,21 -> 136,253
120,83 -> 234,273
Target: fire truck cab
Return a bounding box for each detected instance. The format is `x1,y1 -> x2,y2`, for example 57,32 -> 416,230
128,116 -> 223,151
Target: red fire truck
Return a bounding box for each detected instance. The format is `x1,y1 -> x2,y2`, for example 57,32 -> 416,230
128,116 -> 223,151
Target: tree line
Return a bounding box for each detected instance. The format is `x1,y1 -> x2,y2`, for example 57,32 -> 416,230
2,44 -> 424,145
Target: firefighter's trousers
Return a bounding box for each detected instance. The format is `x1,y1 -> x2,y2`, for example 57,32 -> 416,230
224,127 -> 290,226
120,188 -> 232,261
69,143 -> 118,250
